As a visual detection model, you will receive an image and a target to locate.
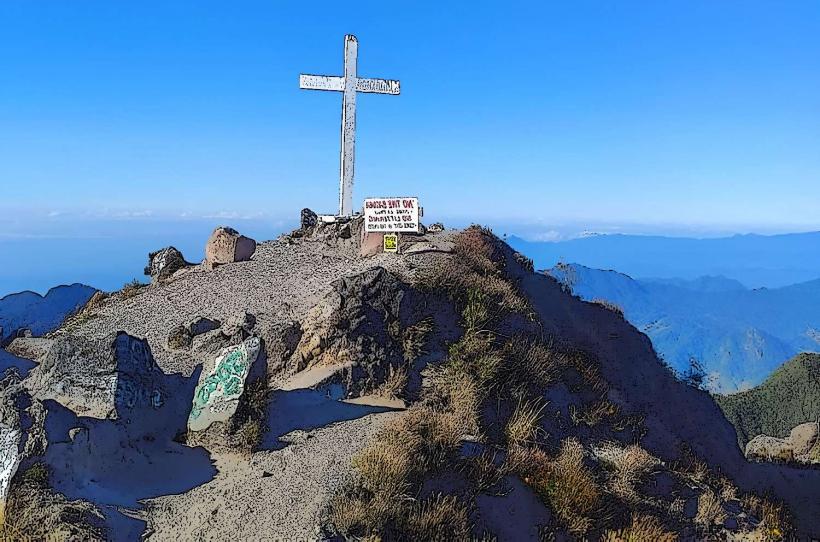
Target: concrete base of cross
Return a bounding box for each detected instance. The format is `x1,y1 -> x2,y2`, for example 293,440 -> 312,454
317,214 -> 360,224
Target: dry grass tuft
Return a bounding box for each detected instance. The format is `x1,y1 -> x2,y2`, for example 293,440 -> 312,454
416,226 -> 530,329
505,398 -> 547,446
120,279 -> 147,299
2,463 -> 105,541
496,340 -> 562,395
446,332 -> 502,387
231,418 -> 263,455
741,493 -> 793,541
375,364 -> 409,399
570,399 -> 620,427
398,493 -> 471,540
402,317 -> 435,362
694,489 -> 727,528
462,451 -> 505,493
717,475 -> 738,502
508,438 -> 601,536
602,513 -> 678,542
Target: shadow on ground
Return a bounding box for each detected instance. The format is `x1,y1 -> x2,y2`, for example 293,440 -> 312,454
261,387 -> 397,451
34,367 -> 217,539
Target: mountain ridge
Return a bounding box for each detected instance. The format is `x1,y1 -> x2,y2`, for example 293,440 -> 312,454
546,263 -> 820,391
509,230 -> 820,289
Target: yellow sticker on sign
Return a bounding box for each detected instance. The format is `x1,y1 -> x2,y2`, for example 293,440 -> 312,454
383,234 -> 398,253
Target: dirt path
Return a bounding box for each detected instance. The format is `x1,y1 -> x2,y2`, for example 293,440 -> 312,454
142,411 -> 397,541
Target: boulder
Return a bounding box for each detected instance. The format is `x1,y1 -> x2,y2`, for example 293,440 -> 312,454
24,333 -> 167,420
789,422 -> 819,456
359,228 -> 384,257
167,317 -> 221,350
745,435 -> 794,463
253,314 -> 302,381
291,267 -> 415,396
144,246 -> 190,282
188,337 -> 262,433
5,337 -> 54,362
300,208 -> 318,230
168,324 -> 192,350
205,226 -> 257,269
222,311 -> 257,339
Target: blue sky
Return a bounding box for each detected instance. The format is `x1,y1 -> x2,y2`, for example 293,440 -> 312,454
1,1 -> 819,232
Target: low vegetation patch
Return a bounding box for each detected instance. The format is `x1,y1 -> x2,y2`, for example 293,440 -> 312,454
326,225 -> 795,540
120,279 -> 148,299
1,463 -> 105,541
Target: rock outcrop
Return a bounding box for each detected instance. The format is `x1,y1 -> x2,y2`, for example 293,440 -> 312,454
205,226 -> 257,269
167,317 -> 221,350
5,336 -> 53,362
144,246 -> 191,283
745,421 -> 819,464
24,332 -> 167,420
291,267 -> 419,396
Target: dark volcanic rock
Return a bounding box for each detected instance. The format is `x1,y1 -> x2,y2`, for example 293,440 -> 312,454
300,208 -> 318,230
292,267 -> 416,396
144,246 -> 191,283
168,317 -> 222,350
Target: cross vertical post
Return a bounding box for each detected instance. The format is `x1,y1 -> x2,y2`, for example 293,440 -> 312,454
299,34 -> 401,218
339,35 -> 358,217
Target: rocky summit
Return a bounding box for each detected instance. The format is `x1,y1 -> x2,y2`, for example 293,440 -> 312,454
1,216 -> 819,541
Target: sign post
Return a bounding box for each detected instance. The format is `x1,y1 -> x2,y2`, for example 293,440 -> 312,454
364,197 -> 420,233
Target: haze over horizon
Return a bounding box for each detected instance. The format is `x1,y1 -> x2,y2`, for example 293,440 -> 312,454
1,1 -> 819,233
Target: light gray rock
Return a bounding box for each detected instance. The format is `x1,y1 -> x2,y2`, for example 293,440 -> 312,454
25,332 -> 167,420
789,422 -> 819,456
144,246 -> 191,283
745,435 -> 794,462
5,337 -> 54,362
205,226 -> 257,269
0,421 -> 21,513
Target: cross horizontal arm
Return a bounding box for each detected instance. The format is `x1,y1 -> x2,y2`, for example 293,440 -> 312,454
299,74 -> 344,92
355,77 -> 401,95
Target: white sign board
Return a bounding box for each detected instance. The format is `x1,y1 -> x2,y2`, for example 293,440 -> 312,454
364,197 -> 420,232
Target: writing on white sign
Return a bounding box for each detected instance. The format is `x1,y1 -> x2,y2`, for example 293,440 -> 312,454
364,197 -> 420,232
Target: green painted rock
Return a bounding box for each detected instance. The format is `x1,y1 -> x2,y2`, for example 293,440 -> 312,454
188,337 -> 261,432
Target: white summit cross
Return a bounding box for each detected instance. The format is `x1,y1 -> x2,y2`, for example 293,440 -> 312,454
300,34 -> 401,217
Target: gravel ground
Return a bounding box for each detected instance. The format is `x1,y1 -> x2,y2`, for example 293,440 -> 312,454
69,234 -> 426,376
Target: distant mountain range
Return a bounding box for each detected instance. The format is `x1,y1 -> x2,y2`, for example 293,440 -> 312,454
0,283 -> 96,344
509,231 -> 820,289
547,263 -> 820,392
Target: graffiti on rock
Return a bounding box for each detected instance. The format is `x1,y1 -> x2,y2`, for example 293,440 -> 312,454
188,337 -> 260,432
